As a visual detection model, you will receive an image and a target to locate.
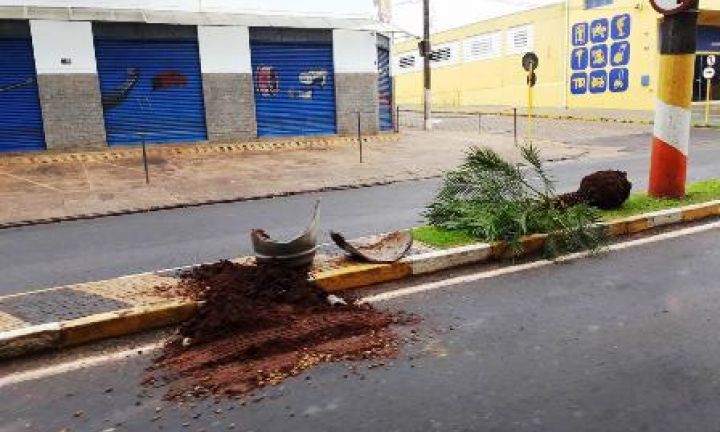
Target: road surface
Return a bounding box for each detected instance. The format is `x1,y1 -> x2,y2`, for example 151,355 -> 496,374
2,224 -> 720,432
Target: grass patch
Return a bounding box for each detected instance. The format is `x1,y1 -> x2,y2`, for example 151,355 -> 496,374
415,179 -> 720,249
600,179 -> 720,220
413,226 -> 477,248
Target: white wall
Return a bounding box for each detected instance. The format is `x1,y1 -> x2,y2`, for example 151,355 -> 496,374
30,20 -> 97,74
198,26 -> 251,74
333,30 -> 378,74
0,0 -> 378,18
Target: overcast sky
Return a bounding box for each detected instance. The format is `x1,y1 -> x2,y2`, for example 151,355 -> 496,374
392,0 -> 561,35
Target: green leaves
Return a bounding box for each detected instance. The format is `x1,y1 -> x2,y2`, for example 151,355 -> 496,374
426,144 -> 603,258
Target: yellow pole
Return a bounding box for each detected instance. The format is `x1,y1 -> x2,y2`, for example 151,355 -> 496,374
527,65 -> 535,143
705,78 -> 712,126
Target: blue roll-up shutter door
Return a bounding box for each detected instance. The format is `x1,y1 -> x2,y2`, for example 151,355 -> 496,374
95,38 -> 208,145
378,48 -> 393,132
251,42 -> 337,137
0,38 -> 45,152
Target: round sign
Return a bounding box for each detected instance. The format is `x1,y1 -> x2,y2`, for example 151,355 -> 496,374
703,67 -> 715,80
522,52 -> 539,72
708,55 -> 717,66
650,0 -> 693,15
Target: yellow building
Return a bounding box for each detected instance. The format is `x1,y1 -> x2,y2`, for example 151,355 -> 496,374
393,0 -> 720,112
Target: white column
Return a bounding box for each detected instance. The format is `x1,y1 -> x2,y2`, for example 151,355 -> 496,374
198,26 -> 251,74
333,29 -> 378,74
30,20 -> 97,75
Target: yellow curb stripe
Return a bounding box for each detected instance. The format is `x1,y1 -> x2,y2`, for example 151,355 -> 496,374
0,134 -> 400,166
657,54 -> 696,109
58,302 -> 198,348
681,201 -> 720,222
313,262 -> 412,293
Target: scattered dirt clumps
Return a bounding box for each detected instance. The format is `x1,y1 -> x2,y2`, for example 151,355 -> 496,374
149,261 -> 418,400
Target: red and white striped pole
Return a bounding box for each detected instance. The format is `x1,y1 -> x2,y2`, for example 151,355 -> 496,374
648,0 -> 699,198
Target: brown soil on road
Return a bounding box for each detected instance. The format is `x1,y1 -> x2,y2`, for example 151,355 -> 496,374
149,261 -> 419,400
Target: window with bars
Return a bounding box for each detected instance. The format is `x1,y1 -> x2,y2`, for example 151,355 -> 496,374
464,32 -> 502,62
430,46 -> 453,63
506,25 -> 534,55
585,0 -> 613,9
398,55 -> 416,69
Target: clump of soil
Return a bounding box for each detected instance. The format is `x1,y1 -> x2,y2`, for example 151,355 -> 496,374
149,261 -> 418,400
555,170 -> 632,210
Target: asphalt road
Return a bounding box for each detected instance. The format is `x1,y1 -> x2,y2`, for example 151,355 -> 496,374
0,129 -> 718,295
3,225 -> 720,432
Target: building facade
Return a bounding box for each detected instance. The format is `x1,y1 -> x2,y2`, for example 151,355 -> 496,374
0,1 -> 395,153
392,0 -> 720,113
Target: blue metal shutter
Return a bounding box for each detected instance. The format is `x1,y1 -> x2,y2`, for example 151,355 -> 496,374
378,48 -> 393,131
251,42 -> 336,137
94,38 -> 207,146
0,38 -> 45,152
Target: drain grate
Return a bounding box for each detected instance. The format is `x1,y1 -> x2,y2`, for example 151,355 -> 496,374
0,288 -> 130,325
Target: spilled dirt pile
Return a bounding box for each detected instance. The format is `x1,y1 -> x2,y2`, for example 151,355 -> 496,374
149,261 -> 418,400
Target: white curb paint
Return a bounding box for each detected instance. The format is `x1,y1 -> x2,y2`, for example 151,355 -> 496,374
405,243 -> 493,275
647,208 -> 683,228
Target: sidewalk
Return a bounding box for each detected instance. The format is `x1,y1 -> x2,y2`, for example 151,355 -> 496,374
0,128 -> 624,226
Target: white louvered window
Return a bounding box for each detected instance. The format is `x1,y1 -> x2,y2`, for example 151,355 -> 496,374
464,32 -> 502,62
506,25 -> 534,55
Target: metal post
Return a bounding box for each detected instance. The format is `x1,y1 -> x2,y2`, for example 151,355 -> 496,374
513,108 -> 518,146
141,133 -> 150,185
395,105 -> 400,133
648,0 -> 699,198
705,78 -> 712,126
357,111 -> 363,164
423,0 -> 432,131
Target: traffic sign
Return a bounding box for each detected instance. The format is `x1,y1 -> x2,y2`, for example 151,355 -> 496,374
708,55 -> 716,66
522,52 -> 539,72
650,0 -> 693,16
703,67 -> 715,80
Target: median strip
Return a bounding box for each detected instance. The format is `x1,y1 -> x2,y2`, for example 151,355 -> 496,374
1,199 -> 719,361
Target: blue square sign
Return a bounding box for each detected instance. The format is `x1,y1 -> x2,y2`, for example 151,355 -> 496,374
610,41 -> 630,66
590,18 -> 610,44
590,44 -> 608,69
570,72 -> 589,95
609,68 -> 629,93
572,23 -> 589,46
589,70 -> 608,94
611,14 -> 631,40
571,47 -> 589,71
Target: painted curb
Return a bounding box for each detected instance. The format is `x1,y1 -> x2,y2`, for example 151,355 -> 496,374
0,134 -> 400,166
1,200 -> 719,360
314,263 -> 412,293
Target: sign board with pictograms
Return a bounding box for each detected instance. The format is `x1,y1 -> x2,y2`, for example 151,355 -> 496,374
707,55 -> 716,67
649,0 -> 693,16
570,13 -> 630,95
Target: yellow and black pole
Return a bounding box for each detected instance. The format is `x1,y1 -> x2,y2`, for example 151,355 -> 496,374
648,0 -> 699,198
522,52 -> 539,144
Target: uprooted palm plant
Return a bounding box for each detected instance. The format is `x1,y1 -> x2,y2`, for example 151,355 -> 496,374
425,143 -> 605,257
